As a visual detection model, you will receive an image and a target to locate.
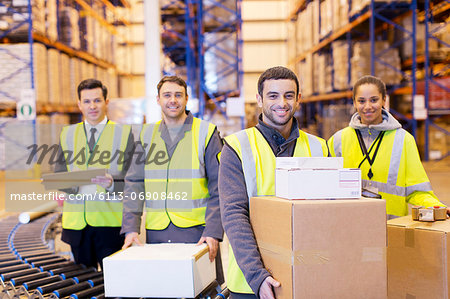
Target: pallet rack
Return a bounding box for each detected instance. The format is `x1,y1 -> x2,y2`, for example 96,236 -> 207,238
288,0 -> 449,159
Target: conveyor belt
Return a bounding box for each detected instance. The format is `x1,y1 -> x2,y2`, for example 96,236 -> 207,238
0,214 -> 229,299
0,214 -> 106,299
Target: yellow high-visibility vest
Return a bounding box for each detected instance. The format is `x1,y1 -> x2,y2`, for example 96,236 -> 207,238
328,127 -> 443,216
225,127 -> 327,294
60,121 -> 131,230
141,117 -> 216,230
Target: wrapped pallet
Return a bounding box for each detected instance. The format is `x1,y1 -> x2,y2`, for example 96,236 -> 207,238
297,53 -> 314,97
59,53 -> 71,106
59,6 -> 80,49
45,0 -> 57,41
332,41 -> 350,90
0,43 -> 48,105
69,57 -> 81,103
312,0 -> 320,46
319,0 -> 333,39
107,68 -> 118,99
0,0 -> 45,37
47,48 -> 61,105
204,32 -> 238,95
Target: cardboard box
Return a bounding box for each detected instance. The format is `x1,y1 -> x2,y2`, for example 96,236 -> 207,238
276,157 -> 343,170
276,168 -> 361,199
250,197 -> 387,299
387,216 -> 450,298
103,244 -> 216,298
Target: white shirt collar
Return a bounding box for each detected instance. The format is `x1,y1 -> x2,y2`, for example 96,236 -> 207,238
84,116 -> 108,132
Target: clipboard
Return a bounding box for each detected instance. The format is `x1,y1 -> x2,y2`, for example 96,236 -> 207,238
41,169 -> 107,190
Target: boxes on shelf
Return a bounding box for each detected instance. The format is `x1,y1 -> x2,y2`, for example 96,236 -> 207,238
69,57 -> 81,103
387,216 -> 450,298
319,103 -> 354,140
351,0 -> 411,17
332,41 -> 350,90
319,0 -> 332,39
417,77 -> 450,110
297,53 -> 314,97
275,157 -> 361,200
428,120 -> 450,160
47,48 -> 61,105
103,244 -> 215,298
0,0 -> 45,37
250,196 -> 387,299
59,53 -> 71,106
59,6 -> 80,49
45,0 -> 57,41
351,41 -> 402,86
313,52 -> 332,94
0,43 -> 48,105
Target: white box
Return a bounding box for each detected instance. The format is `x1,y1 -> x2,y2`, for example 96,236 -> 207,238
103,244 -> 216,298
275,168 -> 361,199
276,157 -> 343,169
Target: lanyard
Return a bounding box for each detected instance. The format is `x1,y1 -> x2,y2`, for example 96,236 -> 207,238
83,120 -> 109,167
355,129 -> 385,180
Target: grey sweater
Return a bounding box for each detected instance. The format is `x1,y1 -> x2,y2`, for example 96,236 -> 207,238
219,115 -> 301,296
349,108 -> 401,149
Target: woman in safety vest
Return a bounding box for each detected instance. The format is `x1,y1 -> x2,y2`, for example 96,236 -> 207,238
328,75 -> 448,219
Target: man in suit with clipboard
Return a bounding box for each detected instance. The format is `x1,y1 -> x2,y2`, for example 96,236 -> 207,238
55,79 -> 134,269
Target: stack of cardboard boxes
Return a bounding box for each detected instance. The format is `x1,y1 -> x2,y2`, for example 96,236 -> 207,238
250,157 -> 387,298
387,216 -> 450,298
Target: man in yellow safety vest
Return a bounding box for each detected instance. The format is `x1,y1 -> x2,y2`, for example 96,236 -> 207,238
219,66 -> 328,299
55,79 -> 134,269
121,76 -> 224,284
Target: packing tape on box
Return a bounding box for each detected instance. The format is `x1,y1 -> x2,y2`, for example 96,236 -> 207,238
257,241 -> 329,265
406,294 -> 416,299
258,241 -> 385,265
404,222 -> 423,248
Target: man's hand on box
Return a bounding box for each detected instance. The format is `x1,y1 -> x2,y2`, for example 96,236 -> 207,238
197,236 -> 218,262
91,173 -> 113,189
122,232 -> 142,250
259,276 -> 281,299
446,207 -> 450,217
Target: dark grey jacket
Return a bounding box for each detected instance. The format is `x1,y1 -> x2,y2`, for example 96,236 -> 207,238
219,115 -> 302,295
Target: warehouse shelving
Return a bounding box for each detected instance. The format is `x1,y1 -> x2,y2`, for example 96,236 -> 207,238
0,0 -> 132,116
422,0 -> 449,160
0,0 -> 131,171
160,0 -> 242,120
288,0 -> 419,139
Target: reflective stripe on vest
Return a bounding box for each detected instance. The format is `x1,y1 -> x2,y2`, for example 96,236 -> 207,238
225,127 -> 327,294
60,121 -> 130,229
332,127 -> 435,216
142,118 -> 215,230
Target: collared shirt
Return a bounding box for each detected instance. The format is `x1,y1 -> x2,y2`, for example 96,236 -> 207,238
80,116 -> 113,194
84,116 -> 108,142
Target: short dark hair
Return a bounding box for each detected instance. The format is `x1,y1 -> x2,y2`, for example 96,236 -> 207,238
77,79 -> 107,101
157,76 -> 188,96
257,66 -> 300,97
352,75 -> 386,101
